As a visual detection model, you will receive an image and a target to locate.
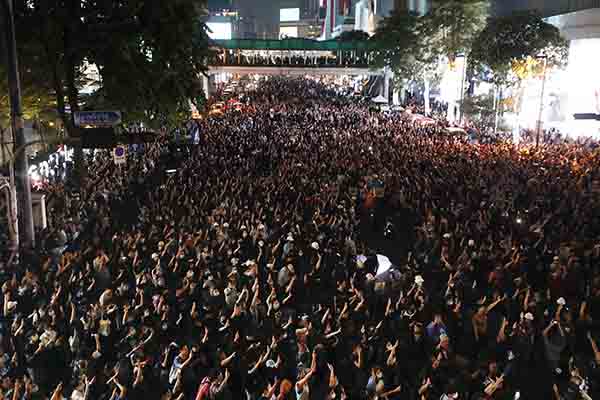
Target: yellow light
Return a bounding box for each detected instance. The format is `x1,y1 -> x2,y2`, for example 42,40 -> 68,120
48,121 -> 55,127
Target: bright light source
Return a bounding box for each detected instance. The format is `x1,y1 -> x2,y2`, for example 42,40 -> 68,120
563,38 -> 600,138
440,56 -> 466,123
279,26 -> 298,38
516,38 -> 600,139
280,8 -> 300,22
166,169 -> 177,174
206,22 -> 232,40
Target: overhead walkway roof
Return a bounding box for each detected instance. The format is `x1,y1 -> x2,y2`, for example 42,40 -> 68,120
212,38 -> 381,51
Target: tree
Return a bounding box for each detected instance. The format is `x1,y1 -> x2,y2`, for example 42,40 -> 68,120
419,0 -> 488,116
373,1 -> 488,114
470,11 -> 568,86
371,11 -> 422,86
424,0 -> 489,61
7,0 -> 209,186
469,11 -> 568,133
0,30 -> 57,166
12,0 -> 211,130
337,30 -> 370,42
85,1 -> 212,128
372,10 -> 441,111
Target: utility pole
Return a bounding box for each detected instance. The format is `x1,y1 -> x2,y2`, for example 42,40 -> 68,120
2,0 -> 35,250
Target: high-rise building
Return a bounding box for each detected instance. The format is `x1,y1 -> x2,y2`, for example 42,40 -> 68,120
396,0 -> 429,14
320,0 -> 365,39
232,0 -> 279,39
302,0 -> 322,19
351,0 -> 429,37
205,0 -> 238,40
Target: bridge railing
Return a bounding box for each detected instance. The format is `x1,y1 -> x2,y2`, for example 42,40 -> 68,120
210,49 -> 373,68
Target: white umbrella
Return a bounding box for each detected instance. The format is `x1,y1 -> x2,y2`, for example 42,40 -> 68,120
375,254 -> 393,276
356,254 -> 394,277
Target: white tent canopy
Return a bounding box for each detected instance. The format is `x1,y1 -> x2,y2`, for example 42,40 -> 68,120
371,95 -> 389,104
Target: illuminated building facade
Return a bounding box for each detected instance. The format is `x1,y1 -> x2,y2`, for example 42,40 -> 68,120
496,0 -> 600,136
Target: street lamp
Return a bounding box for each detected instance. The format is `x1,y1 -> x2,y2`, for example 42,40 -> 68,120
2,0 -> 35,250
536,55 -> 548,148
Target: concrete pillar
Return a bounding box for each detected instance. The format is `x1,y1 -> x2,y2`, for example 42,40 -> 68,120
393,87 -> 400,105
389,71 -> 400,105
31,193 -> 47,230
383,68 -> 391,103
447,102 -> 457,124
203,75 -> 212,100
424,78 -> 431,116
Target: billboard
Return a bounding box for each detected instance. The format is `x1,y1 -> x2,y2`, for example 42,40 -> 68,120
280,8 -> 300,22
206,22 -> 233,40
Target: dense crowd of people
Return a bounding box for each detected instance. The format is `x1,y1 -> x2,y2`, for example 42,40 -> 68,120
1,77 -> 600,400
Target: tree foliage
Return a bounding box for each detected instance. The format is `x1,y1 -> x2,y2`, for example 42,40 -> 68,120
7,0 -> 211,130
470,11 -> 569,85
0,64 -> 56,127
0,20 -> 56,129
425,0 -> 489,60
371,10 -> 422,83
337,30 -> 370,42
373,1 -> 488,85
86,1 -> 211,127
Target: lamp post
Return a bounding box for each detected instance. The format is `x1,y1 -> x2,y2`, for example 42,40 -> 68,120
457,54 -> 467,124
536,56 -> 548,148
1,0 -> 35,250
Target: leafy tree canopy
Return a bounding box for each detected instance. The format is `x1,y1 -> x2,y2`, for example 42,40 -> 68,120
470,11 -> 569,85
373,1 -> 488,84
371,10 -> 423,82
7,0 -> 211,130
0,18 -> 56,128
336,30 -> 370,42
423,0 -> 488,60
